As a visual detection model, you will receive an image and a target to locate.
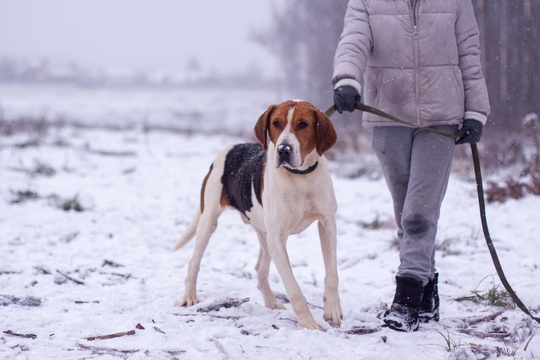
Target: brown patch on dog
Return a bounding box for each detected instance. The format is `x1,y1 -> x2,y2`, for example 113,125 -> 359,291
314,108 -> 337,156
200,164 -> 213,213
220,188 -> 231,209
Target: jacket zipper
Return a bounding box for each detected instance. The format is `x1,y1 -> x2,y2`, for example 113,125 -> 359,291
408,0 -> 421,126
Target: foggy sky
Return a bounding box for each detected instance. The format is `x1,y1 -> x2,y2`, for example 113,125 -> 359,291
0,0 -> 280,76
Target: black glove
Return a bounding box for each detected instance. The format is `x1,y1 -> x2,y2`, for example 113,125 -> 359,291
333,86 -> 361,114
455,119 -> 483,145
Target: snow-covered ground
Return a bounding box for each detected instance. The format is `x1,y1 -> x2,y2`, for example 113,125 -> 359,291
1,84 -> 539,359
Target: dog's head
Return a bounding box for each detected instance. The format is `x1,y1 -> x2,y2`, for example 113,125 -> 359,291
254,100 -> 337,169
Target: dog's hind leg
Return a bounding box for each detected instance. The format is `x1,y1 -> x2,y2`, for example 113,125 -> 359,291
254,229 -> 286,310
179,205 -> 223,307
178,160 -> 226,307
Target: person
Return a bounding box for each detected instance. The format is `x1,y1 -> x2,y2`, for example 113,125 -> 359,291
332,0 -> 490,332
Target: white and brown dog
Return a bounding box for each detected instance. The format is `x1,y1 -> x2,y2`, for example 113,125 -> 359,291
172,100 -> 342,329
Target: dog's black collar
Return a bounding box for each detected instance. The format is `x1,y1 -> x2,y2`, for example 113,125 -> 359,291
283,161 -> 319,175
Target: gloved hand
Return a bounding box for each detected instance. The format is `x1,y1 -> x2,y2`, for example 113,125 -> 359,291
333,86 -> 361,114
455,119 -> 483,145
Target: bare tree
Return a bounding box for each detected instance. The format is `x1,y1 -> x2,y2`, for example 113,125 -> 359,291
254,0 -> 348,107
474,0 -> 540,134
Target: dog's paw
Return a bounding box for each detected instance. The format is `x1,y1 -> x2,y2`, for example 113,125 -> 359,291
324,311 -> 343,328
265,300 -> 286,310
299,319 -> 324,330
323,301 -> 343,328
177,294 -> 199,307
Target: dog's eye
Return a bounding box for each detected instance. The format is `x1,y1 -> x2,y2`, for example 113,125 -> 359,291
273,121 -> 281,129
298,121 -> 308,129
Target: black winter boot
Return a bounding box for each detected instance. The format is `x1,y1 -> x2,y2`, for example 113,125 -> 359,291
419,273 -> 440,322
383,276 -> 424,332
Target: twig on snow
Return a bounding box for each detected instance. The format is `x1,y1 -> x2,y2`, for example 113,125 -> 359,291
343,326 -> 381,335
56,270 -> 85,285
209,337 -> 229,359
83,148 -> 137,157
457,328 -> 511,339
3,330 -> 37,339
77,343 -> 139,356
153,326 -> 166,334
102,259 -> 124,268
0,270 -> 22,275
466,307 -> 508,326
85,329 -> 135,341
196,297 -> 250,313
173,313 -> 243,320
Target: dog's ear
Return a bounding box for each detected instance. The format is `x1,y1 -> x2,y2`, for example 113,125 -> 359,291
315,109 -> 337,156
254,105 -> 275,150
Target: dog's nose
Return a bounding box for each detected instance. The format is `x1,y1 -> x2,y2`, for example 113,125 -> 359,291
278,144 -> 292,158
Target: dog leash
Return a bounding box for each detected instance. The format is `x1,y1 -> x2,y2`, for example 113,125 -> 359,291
325,103 -> 540,324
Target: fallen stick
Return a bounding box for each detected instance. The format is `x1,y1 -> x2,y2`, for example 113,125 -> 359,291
85,330 -> 136,341
56,270 -> 85,285
343,326 -> 381,335
78,343 -> 139,356
457,328 -> 511,339
3,330 -> 37,339
467,308 -> 508,326
173,313 -> 243,320
153,326 -> 166,334
196,297 -> 250,313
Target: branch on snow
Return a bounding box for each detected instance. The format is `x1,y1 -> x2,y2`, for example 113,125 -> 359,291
85,329 -> 135,341
196,297 -> 250,313
466,307 -> 508,326
55,270 -> 85,285
3,330 -> 37,340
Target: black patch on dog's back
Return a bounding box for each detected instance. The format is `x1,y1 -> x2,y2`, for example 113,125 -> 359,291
221,143 -> 264,217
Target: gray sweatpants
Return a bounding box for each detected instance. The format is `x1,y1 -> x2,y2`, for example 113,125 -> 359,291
372,125 -> 456,286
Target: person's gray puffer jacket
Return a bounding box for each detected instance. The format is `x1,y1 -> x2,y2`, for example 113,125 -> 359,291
332,0 -> 491,128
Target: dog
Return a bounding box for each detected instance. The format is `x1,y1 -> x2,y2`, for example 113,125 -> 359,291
172,100 -> 342,329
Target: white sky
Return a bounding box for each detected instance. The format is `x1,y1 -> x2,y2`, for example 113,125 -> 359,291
0,0 -> 281,76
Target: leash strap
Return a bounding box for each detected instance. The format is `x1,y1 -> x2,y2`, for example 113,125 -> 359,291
326,104 -> 456,139
326,102 -> 540,323
471,144 -> 540,323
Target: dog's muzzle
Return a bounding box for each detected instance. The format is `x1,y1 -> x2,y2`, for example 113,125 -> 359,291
277,143 -> 293,167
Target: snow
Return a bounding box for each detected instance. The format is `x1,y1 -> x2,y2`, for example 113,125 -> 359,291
1,84 -> 540,359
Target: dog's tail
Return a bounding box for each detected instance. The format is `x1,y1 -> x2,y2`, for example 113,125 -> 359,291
171,209 -> 200,251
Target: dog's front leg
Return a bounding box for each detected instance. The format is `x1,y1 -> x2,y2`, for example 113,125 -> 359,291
266,232 -> 321,329
318,218 -> 343,328
254,229 -> 286,310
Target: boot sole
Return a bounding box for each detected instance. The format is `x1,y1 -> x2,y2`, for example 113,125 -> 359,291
418,309 -> 440,323
383,316 -> 419,332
